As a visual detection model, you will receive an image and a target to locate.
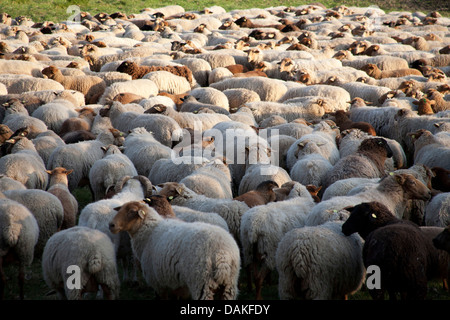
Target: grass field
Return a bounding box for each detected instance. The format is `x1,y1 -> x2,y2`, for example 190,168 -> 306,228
1,0 -> 449,23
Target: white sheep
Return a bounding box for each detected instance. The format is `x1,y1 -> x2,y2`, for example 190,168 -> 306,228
290,153 -> 333,188
122,127 -> 172,177
142,70 -> 192,94
0,135 -> 49,190
3,188 -> 64,257
425,192 -> 450,227
42,226 -> 120,300
0,197 -> 39,300
172,205 -> 230,232
278,84 -> 351,111
109,200 -> 241,300
157,182 -> 250,242
100,101 -> 183,147
47,129 -> 125,192
275,220 -> 365,300
238,163 -> 291,196
179,158 -> 233,199
98,79 -> 159,105
210,76 -> 288,102
239,182 -> 316,299
89,144 -> 138,201
78,175 -> 153,283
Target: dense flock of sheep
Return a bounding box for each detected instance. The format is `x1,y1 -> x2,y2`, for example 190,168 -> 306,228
0,2 -> 450,301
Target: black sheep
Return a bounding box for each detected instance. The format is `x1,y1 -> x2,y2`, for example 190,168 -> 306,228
433,226 -> 450,253
342,201 -> 438,300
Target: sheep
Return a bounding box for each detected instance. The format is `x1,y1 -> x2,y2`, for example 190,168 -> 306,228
187,87 -> 230,111
0,135 -> 49,190
425,193 -> 450,228
157,181 -> 250,242
116,60 -> 194,86
32,130 -> 66,167
30,99 -> 79,134
41,65 -> 106,104
58,107 -> 97,137
209,76 -> 288,102
142,70 -> 192,95
179,158 -> 233,199
238,163 -> 291,196
239,182 -> 316,299
276,220 -> 365,300
89,144 -> 138,201
109,200 -> 241,300
433,225 -> 450,253
145,104 -> 230,131
245,100 -> 331,123
332,110 -> 377,135
173,57 -> 211,87
323,137 -> 393,190
0,198 -> 39,300
47,129 -> 125,192
342,201 -> 439,300
285,130 -> 340,171
409,129 -> 450,171
78,175 -> 154,282
290,153 -> 333,188
3,188 -> 64,257
46,167 -> 78,230
2,98 -> 48,139
0,59 -> 44,77
98,79 -> 159,105
148,155 -> 211,186
122,127 -> 172,178
306,172 -> 432,225
99,101 -> 183,147
0,75 -> 64,94
278,84 -> 351,111
42,226 -> 120,300
233,180 -> 278,207
361,63 -> 423,79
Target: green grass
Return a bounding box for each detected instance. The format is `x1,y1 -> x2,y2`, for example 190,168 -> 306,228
0,0 -> 448,23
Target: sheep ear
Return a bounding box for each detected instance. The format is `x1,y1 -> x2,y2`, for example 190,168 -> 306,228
65,169 -> 73,175
46,170 -> 53,175
175,187 -> 183,195
138,209 -> 146,219
394,174 -> 405,185
113,206 -> 122,211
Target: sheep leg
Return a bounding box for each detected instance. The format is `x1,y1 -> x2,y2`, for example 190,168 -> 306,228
443,278 -> 448,291
253,262 -> 269,300
18,263 -> 25,300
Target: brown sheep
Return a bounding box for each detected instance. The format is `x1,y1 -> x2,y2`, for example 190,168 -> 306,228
225,64 -> 249,74
116,60 -> 194,86
0,124 -> 13,144
41,65 -> 106,104
413,98 -> 435,115
426,89 -> 450,113
332,110 -> 377,136
361,63 -> 423,79
157,92 -> 188,111
112,92 -> 145,104
306,185 -> 322,203
233,180 -> 279,207
143,195 -> 177,218
58,107 -> 97,137
45,167 -> 78,230
233,70 -> 268,78
61,130 -> 96,144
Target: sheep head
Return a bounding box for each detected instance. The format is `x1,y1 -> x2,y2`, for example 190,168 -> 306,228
360,63 -> 379,77
142,195 -> 176,218
157,182 -> 186,202
391,172 -> 432,201
342,201 -> 397,239
358,138 -> 393,159
109,201 -> 155,235
407,129 -> 431,143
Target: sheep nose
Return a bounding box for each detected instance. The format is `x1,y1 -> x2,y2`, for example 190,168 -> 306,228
109,222 -> 115,230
